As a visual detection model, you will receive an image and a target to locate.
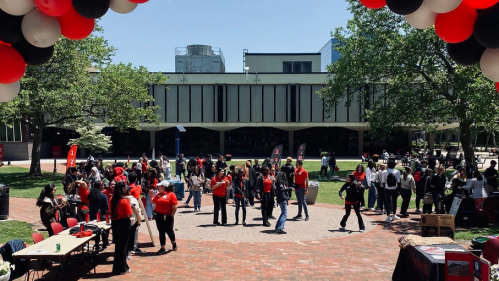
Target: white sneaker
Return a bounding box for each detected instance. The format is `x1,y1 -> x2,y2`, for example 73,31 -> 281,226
370,208 -> 375,211
319,176 -> 322,180
360,229 -> 364,233
392,215 -> 400,220
385,216 -> 391,223
199,208 -> 202,212
127,255 -> 132,260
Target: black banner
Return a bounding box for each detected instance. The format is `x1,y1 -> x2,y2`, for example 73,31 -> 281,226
297,143 -> 306,161
270,144 -> 284,166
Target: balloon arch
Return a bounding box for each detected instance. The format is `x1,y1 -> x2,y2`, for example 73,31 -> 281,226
1,0 -> 499,101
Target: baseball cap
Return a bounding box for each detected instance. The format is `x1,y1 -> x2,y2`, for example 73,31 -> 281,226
157,180 -> 170,187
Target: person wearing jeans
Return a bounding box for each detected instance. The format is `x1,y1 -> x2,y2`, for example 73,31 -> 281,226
399,167 -> 415,217
293,160 -> 309,221
382,161 -> 401,222
233,169 -> 247,225
188,166 -> 204,212
275,171 -> 292,234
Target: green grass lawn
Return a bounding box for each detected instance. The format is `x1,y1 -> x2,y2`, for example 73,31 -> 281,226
455,226 -> 499,241
0,166 -> 64,199
0,220 -> 48,245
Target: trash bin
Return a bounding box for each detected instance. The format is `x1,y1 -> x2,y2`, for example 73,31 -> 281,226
306,181 -> 319,205
0,185 -> 10,220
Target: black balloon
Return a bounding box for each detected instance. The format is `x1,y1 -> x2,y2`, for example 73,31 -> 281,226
12,37 -> 54,66
474,4 -> 499,49
447,36 -> 486,66
73,0 -> 110,19
386,0 -> 423,15
0,21 -> 22,44
0,8 -> 23,23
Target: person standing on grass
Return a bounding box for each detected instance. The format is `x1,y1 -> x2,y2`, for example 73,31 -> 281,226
375,164 -> 386,215
37,184 -> 66,237
233,168 -> 247,225
382,161 -> 401,222
366,160 -> 377,211
353,164 -> 366,209
319,153 -> 329,181
275,170 -> 292,234
150,181 -> 178,255
293,160 -> 310,221
339,174 -> 365,232
328,152 -> 337,180
399,167 -> 415,218
211,168 -> 229,225
110,182 -> 132,275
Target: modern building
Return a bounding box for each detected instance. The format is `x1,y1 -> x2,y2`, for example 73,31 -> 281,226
1,43 -> 456,160
319,38 -> 341,72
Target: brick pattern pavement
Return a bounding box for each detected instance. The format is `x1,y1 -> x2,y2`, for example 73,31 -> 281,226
7,197 -> 425,281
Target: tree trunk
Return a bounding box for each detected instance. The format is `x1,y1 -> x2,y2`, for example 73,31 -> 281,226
29,127 -> 43,176
460,122 -> 475,163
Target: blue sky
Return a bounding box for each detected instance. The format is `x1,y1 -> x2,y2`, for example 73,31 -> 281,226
99,0 -> 351,72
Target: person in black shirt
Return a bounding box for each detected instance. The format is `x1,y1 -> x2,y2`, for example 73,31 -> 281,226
64,167 -> 78,194
431,167 -> 447,214
215,154 -> 228,173
253,159 -> 261,174
202,154 -> 214,193
328,152 -> 337,180
175,153 -> 186,180
428,153 -> 437,170
464,160 -> 475,180
484,160 -> 498,193
421,169 -> 433,214
338,174 -> 365,232
280,157 -> 295,199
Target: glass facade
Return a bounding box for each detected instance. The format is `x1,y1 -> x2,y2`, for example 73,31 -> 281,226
0,121 -> 22,142
319,38 -> 341,72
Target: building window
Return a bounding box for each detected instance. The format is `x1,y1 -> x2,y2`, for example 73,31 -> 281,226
290,86 -> 297,122
0,121 -> 22,142
283,61 -> 312,73
217,85 -> 224,122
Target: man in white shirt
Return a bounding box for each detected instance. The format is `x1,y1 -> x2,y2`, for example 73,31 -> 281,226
319,153 -> 330,181
382,161 -> 401,222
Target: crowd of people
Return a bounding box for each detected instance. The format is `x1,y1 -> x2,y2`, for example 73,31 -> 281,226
338,156 -> 495,230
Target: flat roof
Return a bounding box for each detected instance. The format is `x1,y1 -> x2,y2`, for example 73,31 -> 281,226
244,53 -> 321,56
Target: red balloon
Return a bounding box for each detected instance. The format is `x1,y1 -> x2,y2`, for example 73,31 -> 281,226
35,0 -> 72,17
435,3 -> 477,44
129,0 -> 149,3
360,0 -> 387,9
496,82 -> 499,93
57,6 -> 95,40
0,45 -> 25,84
463,0 -> 498,9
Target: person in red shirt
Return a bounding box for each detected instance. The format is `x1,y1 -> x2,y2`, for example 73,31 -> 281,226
150,180 -> 178,255
196,154 -> 204,167
353,164 -> 366,209
257,165 -> 273,227
110,181 -> 132,275
211,168 -> 229,225
128,173 -> 142,200
103,180 -> 115,207
294,160 -> 310,221
76,180 -> 90,221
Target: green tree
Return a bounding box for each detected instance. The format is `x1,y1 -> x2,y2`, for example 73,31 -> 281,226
68,125 -> 112,152
321,0 -> 499,161
0,29 -> 166,176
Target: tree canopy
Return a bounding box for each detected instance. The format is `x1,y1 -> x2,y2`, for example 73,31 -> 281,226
68,125 -> 112,152
0,26 -> 166,175
321,0 -> 499,161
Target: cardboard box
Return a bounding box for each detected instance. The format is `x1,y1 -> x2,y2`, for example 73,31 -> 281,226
421,214 -> 455,240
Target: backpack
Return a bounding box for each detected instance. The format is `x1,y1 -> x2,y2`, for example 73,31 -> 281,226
414,170 -> 421,182
386,170 -> 397,187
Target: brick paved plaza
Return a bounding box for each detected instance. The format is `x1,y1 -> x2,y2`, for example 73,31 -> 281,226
9,195 -> 422,281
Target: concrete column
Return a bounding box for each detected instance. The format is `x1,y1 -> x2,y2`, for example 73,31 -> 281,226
358,131 -> 364,157
428,133 -> 435,154
288,131 -> 294,157
220,131 -> 225,155
150,131 -> 156,159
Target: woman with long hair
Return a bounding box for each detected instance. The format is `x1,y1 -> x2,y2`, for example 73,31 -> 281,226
353,164 -> 366,209
464,170 -> 488,199
188,165 -> 204,212
233,168 -> 247,225
144,168 -> 159,221
36,184 -> 66,236
400,167 -> 415,217
110,181 -> 132,275
338,175 -> 365,232
150,181 -> 178,254
211,168 -> 229,225
275,170 -> 292,234
257,165 -> 273,227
